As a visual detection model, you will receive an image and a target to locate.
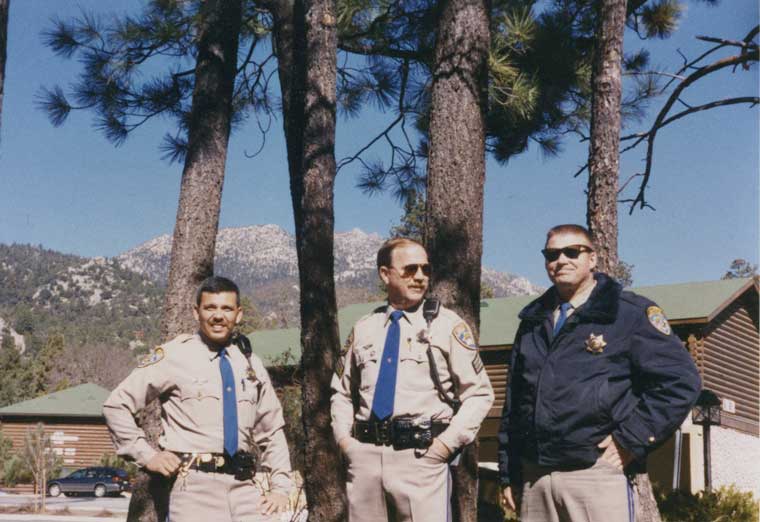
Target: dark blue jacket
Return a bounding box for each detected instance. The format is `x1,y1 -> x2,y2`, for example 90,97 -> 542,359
497,273 -> 701,486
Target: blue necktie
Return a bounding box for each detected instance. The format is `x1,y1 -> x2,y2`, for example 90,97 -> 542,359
219,348 -> 238,456
554,302 -> 572,336
371,310 -> 404,421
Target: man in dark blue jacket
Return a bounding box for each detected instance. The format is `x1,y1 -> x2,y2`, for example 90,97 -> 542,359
498,224 -> 701,522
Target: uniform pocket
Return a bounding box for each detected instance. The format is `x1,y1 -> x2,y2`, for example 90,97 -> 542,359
179,380 -> 221,427
399,349 -> 436,393
355,348 -> 379,391
236,380 -> 259,430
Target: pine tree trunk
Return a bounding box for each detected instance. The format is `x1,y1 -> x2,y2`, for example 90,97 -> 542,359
586,0 -> 625,275
587,2 -> 662,520
0,0 -> 9,141
635,472 -> 663,522
272,0 -> 346,520
127,2 -> 242,522
426,1 -> 489,521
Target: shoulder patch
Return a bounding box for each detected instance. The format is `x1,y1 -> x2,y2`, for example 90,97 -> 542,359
138,346 -> 165,368
647,306 -> 672,336
452,322 -> 478,351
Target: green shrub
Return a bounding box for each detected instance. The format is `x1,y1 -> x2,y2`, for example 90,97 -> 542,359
3,455 -> 32,487
278,384 -> 305,473
657,485 -> 759,522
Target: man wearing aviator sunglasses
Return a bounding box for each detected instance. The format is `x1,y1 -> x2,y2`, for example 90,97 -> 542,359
331,238 -> 494,522
498,224 -> 700,522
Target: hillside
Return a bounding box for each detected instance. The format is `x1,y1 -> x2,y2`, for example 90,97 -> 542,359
118,225 -> 542,323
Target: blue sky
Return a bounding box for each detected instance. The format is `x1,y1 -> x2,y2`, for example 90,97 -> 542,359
0,0 -> 757,288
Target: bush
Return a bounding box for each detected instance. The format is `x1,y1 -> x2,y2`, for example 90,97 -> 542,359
3,455 -> 32,487
657,485 -> 759,522
278,384 -> 305,473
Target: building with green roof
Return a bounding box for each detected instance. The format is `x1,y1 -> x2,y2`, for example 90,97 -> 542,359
0,383 -> 115,471
250,278 -> 759,495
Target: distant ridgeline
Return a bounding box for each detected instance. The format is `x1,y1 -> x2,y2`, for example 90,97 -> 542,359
0,228 -> 540,392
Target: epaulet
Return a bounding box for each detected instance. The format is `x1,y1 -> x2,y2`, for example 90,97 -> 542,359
437,305 -> 461,324
356,307 -> 384,325
619,290 -> 648,306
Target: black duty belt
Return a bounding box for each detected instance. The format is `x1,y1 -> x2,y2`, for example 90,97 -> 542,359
353,418 -> 448,449
173,451 -> 256,479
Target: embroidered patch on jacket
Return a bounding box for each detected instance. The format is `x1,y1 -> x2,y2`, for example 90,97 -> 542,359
585,333 -> 607,354
138,346 -> 164,368
471,354 -> 485,374
452,322 -> 478,351
647,306 -> 672,335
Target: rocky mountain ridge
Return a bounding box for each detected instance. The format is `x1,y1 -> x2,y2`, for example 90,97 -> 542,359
118,225 -> 543,301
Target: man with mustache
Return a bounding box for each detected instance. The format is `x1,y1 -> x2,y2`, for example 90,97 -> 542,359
104,276 -> 292,521
498,224 -> 701,522
331,237 -> 494,522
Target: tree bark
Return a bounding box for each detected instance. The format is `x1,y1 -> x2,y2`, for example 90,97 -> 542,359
586,0 -> 626,275
586,2 -> 662,520
127,2 -> 242,522
271,0 -> 347,520
425,1 -> 489,521
0,0 -> 9,142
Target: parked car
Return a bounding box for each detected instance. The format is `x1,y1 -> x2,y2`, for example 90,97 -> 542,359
47,467 -> 130,497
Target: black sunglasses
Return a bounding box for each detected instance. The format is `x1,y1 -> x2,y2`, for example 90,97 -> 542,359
390,263 -> 432,278
541,245 -> 593,262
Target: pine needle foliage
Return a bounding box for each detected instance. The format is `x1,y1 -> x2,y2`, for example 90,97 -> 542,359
37,1 -> 278,160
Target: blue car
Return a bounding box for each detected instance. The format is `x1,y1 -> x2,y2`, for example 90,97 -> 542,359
47,467 -> 130,497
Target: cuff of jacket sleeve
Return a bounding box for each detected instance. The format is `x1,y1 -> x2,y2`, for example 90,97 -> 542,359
437,429 -> 468,454
333,424 -> 352,446
269,471 -> 293,495
133,441 -> 158,468
613,414 -> 658,461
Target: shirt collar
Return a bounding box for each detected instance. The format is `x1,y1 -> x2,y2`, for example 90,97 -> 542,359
199,332 -> 232,361
384,301 -> 424,325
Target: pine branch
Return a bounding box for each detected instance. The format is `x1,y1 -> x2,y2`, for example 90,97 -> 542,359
627,49 -> 759,213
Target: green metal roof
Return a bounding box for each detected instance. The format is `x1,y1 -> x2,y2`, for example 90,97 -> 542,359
0,383 -> 110,418
250,328 -> 302,364
631,278 -> 753,322
249,278 -> 756,363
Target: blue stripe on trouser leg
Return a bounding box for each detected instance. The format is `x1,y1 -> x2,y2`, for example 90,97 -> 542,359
446,466 -> 451,522
627,480 -> 635,522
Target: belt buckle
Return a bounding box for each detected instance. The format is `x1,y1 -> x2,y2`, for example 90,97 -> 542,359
374,420 -> 392,445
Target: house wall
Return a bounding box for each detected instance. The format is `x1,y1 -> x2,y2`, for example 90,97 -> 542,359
702,291 -> 760,435
1,417 -> 114,470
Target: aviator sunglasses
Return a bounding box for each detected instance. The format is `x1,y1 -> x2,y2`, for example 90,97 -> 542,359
390,263 -> 432,278
541,245 -> 594,262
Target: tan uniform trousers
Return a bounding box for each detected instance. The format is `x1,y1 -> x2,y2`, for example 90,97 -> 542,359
519,458 -> 634,522
169,469 -> 275,522
345,441 -> 452,522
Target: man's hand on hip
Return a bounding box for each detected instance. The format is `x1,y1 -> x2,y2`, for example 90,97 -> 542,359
598,435 -> 634,469
501,486 -> 518,513
144,451 -> 182,477
261,491 -> 289,515
425,438 -> 452,462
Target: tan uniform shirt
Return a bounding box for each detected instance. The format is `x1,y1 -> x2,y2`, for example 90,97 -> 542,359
331,302 -> 494,452
103,334 -> 292,493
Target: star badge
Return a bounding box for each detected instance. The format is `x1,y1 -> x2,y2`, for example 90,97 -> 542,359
585,333 -> 607,354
